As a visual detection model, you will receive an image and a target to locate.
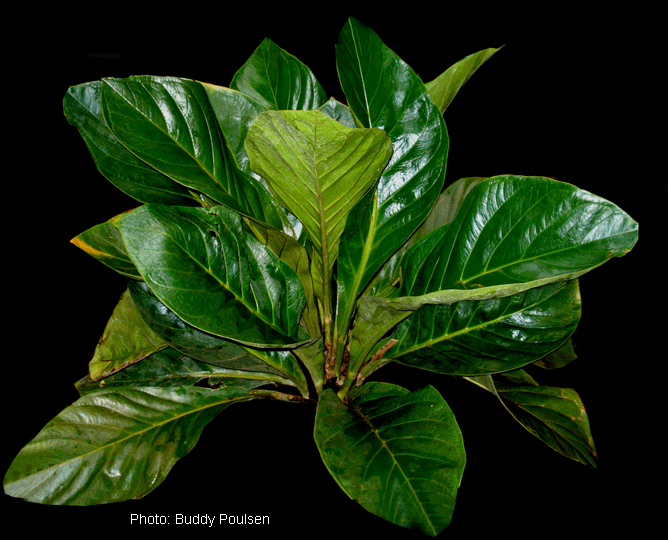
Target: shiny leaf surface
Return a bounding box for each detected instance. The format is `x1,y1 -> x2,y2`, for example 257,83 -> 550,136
88,288 -> 168,381
231,37 -> 327,111
334,18 -> 449,369
63,81 -> 199,206
117,204 -> 307,347
387,280 -> 581,376
128,280 -> 309,396
314,383 -> 465,536
101,76 -> 239,207
3,385 -> 261,505
402,175 -> 639,295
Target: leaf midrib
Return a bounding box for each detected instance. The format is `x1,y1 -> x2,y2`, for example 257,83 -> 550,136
11,389 -> 251,483
352,403 -> 437,536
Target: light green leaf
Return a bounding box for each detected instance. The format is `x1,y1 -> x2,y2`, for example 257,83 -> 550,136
246,110 -> 392,272
71,214 -> 141,280
88,288 -> 168,381
425,47 -> 502,113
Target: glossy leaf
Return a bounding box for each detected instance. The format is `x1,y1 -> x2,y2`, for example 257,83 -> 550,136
201,83 -> 268,173
231,37 -> 327,111
387,279 -> 582,376
348,275 -> 585,387
334,18 -> 449,370
101,75 -> 288,230
401,175 -> 639,295
88,288 -> 168,381
71,214 -> 141,280
117,204 -> 307,347
425,47 -> 502,113
76,347 -> 288,395
101,76 -> 238,207
63,81 -> 199,206
465,369 -> 597,468
128,280 -> 309,396
3,385 -> 262,505
314,382 -> 466,536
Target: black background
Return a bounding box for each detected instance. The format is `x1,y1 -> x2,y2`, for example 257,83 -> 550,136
3,9 -> 660,538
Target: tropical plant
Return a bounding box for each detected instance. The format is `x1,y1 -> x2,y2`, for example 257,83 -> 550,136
3,17 -> 638,537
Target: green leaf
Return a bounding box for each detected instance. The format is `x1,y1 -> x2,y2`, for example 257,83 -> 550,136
231,37 -> 327,111
246,110 -> 391,270
348,274 -> 585,388
117,204 -> 307,347
63,81 -> 199,206
127,280 -> 309,396
334,18 -> 449,371
88,288 -> 168,381
201,83 -> 268,173
3,385 -> 262,505
76,347 -> 289,395
425,47 -> 502,113
245,109 -> 392,328
314,383 -> 466,536
318,97 -> 357,128
71,214 -> 141,280
533,339 -> 578,369
465,369 -> 597,468
402,175 -> 639,294
101,76 -> 238,207
387,279 -> 582,376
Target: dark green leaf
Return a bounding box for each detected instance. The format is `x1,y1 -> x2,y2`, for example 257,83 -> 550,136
318,97 -> 357,128
231,38 -> 327,111
387,280 -> 581,376
101,76 -> 236,207
76,348 -> 288,395
117,204 -> 307,347
402,175 -> 639,295
334,18 -> 449,371
128,281 -> 308,395
3,385 -> 261,505
201,83 -> 268,173
533,339 -> 578,369
63,81 -> 199,206
314,383 -> 466,536
466,369 -> 597,467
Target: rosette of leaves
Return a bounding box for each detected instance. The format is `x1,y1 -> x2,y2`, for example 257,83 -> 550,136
4,18 -> 638,537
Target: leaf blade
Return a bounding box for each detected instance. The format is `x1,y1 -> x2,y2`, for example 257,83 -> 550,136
3,386 -> 260,505
314,383 -> 466,536
117,204 -> 307,347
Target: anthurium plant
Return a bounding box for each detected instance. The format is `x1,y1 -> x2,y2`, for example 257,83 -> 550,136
3,17 -> 638,537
